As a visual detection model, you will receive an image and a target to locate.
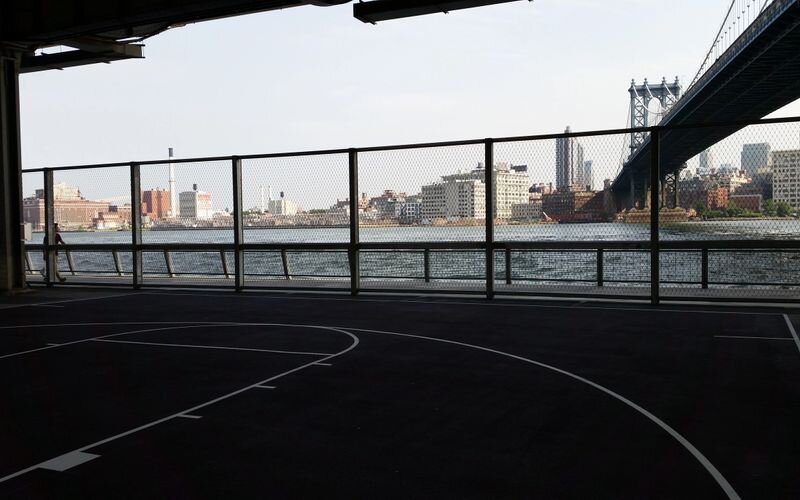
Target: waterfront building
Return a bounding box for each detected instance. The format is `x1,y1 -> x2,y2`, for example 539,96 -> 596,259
268,197 -> 299,216
179,185 -> 213,220
541,191 -> 601,222
511,201 -> 543,221
741,143 -> 771,176
556,127 -> 585,191
421,179 -> 485,220
771,149 -> 800,209
23,183 -> 110,230
142,188 -> 171,220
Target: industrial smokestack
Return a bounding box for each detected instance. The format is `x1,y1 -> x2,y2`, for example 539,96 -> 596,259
259,185 -> 265,212
168,148 -> 178,217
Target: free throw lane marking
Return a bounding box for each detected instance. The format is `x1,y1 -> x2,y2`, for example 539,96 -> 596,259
38,451 -> 100,472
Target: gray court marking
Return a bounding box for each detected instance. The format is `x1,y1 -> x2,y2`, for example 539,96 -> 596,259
715,335 -> 794,341
140,291 -> 786,317
176,414 -> 202,419
0,323 -> 359,484
255,385 -> 276,389
342,325 -> 741,500
783,315 -> 800,355
0,292 -> 141,310
38,452 -> 100,472
92,338 -> 332,356
314,362 -> 333,366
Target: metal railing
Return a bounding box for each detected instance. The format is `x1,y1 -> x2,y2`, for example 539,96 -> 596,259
23,116 -> 800,303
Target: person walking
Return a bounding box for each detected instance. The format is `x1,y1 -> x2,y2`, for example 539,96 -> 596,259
40,223 -> 67,282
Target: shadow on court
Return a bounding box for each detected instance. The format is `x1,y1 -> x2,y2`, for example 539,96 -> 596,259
0,289 -> 799,499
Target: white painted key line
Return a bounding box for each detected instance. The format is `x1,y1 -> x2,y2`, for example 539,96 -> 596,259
0,323 -> 359,484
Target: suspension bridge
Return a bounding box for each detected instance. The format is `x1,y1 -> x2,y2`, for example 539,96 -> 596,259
612,0 -> 800,209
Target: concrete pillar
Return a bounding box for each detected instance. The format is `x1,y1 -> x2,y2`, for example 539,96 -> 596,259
0,48 -> 25,293
629,173 -> 635,210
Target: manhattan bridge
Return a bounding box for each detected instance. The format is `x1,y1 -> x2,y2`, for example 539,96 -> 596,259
612,0 -> 800,211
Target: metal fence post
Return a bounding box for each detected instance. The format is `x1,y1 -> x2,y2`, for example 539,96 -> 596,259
232,157 -> 244,291
597,248 -> 604,287
650,128 -> 660,305
423,248 -> 431,283
130,162 -> 142,288
504,247 -> 512,285
485,138 -> 495,299
349,149 -> 360,296
701,248 -> 709,289
43,169 -> 55,286
281,248 -> 292,280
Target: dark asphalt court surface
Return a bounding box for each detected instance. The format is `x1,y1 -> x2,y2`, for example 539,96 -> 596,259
0,289 -> 799,499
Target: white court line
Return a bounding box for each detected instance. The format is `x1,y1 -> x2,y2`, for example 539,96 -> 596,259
176,414 -> 202,419
140,291 -> 784,317
314,362 -> 332,366
92,338 -> 332,357
0,292 -> 141,310
0,323 -> 359,485
342,325 -> 741,500
783,315 -> 800,355
714,335 -> 794,341
255,385 -> 276,389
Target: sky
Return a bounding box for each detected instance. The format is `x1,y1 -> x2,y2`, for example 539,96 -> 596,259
18,0 -> 800,210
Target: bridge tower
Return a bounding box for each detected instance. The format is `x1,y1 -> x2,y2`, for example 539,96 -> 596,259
626,77 -> 681,209
628,76 -> 681,156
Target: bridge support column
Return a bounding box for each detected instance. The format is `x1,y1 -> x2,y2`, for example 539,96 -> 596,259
0,48 -> 25,293
629,174 -> 635,209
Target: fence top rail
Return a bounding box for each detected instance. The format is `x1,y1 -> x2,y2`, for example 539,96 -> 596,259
25,239 -> 800,251
21,116 -> 800,173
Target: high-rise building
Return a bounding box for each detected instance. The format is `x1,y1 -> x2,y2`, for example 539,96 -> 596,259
698,148 -> 714,175
583,160 -> 594,191
179,185 -> 213,220
741,143 -> 771,176
556,126 -> 585,191
772,149 -> 800,209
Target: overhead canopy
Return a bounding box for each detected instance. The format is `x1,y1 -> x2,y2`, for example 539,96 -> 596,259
0,0 -> 349,71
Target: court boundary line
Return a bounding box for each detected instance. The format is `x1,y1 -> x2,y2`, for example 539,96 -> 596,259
342,325 -> 741,500
714,335 -> 794,341
0,292 -> 142,310
138,291 -> 787,317
0,323 -> 359,485
783,315 -> 800,355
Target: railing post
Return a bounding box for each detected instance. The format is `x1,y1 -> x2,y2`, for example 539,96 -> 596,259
504,247 -> 512,285
650,128 -> 660,305
112,250 -> 123,277
701,248 -> 709,289
232,157 -> 244,291
423,248 -> 431,283
44,169 -> 55,286
164,250 -> 175,278
281,248 -> 291,280
597,248 -> 604,287
220,250 -> 230,278
130,162 -> 142,288
485,138 -> 495,299
348,148 -> 360,296
66,250 -> 75,275
24,251 -> 32,273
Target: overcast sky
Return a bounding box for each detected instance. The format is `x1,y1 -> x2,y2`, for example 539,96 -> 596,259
18,0 -> 800,209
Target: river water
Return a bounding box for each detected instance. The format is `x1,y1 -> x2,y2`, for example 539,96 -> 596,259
29,220 -> 800,287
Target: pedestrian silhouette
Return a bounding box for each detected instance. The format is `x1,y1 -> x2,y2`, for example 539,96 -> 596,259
40,223 -> 67,282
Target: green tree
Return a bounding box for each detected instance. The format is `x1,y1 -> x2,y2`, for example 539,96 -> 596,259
776,201 -> 792,217
764,199 -> 777,216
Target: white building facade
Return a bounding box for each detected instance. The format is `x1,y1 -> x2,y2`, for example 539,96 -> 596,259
179,188 -> 213,220
772,149 -> 800,209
